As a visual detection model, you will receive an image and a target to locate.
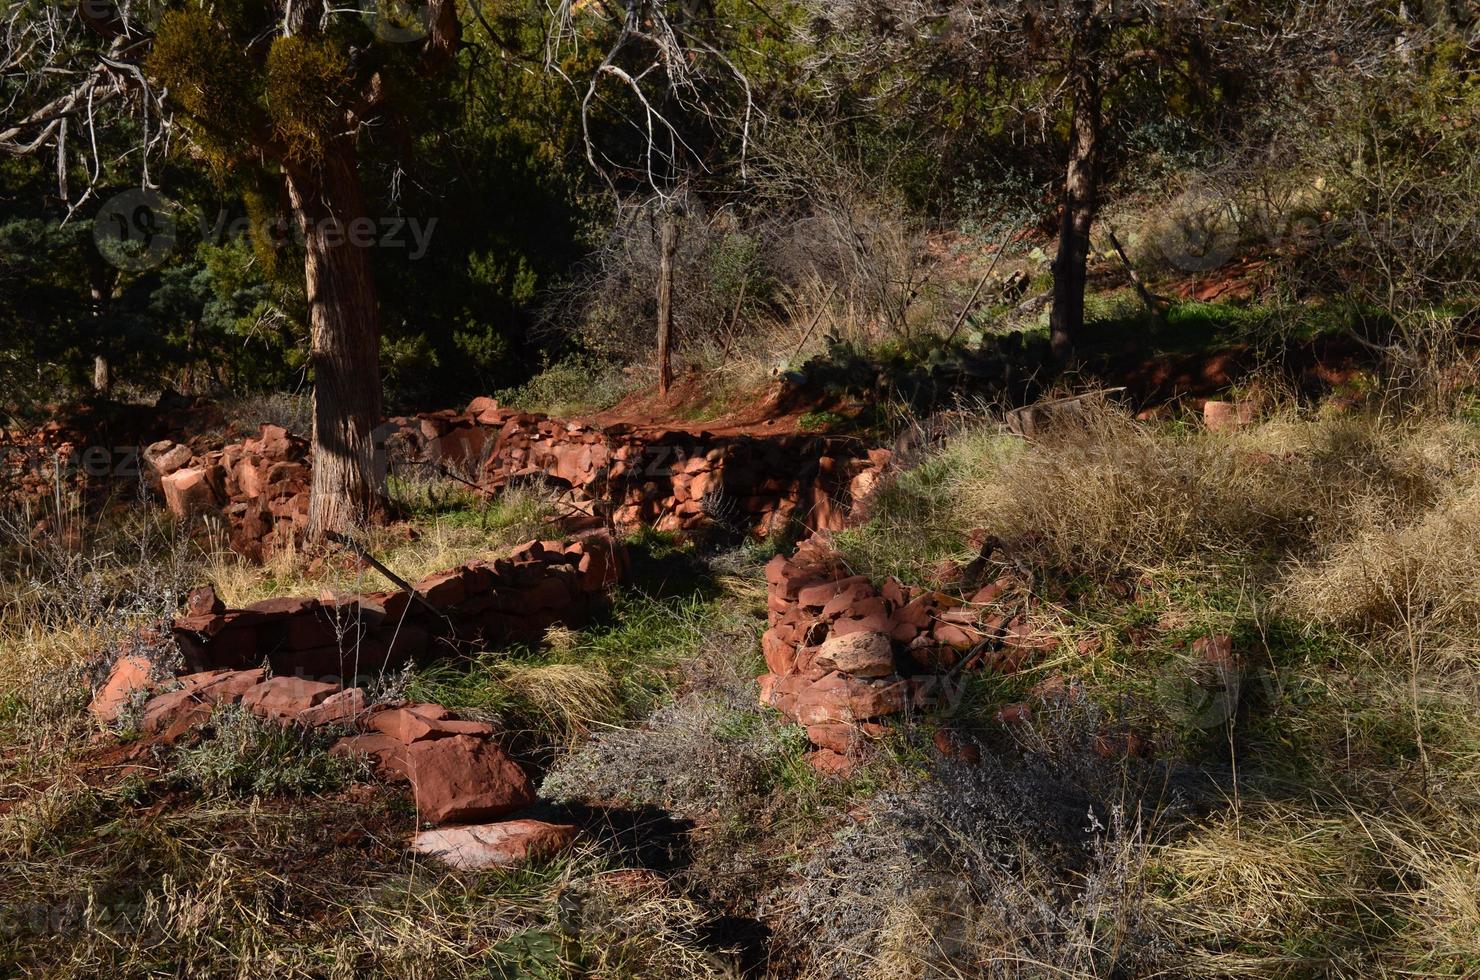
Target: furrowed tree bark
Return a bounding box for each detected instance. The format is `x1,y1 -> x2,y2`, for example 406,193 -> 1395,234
1049,15 -> 1104,364
286,144 -> 386,539
656,204 -> 678,396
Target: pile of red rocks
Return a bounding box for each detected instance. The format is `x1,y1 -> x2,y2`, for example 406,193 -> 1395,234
1,419 -> 82,512
1,392 -> 221,513
151,423 -> 311,560
758,536 -> 1059,775
90,664 -> 576,870
392,397 -> 892,537
172,534 -> 626,682
153,399 -> 892,560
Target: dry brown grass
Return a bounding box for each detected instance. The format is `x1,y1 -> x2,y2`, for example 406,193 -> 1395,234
958,404 -> 1480,581
1284,481 -> 1480,635
1156,800 -> 1480,978
0,789 -> 745,978
827,362 -> 1480,977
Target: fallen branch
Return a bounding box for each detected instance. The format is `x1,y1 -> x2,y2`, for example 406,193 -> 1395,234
944,240 -> 1010,344
788,283 -> 840,365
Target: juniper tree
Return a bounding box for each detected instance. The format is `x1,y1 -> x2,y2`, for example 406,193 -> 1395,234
2,0 -> 462,537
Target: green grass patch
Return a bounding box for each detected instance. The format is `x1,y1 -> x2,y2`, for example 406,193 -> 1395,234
833,428 -> 1019,582
409,588 -> 757,748
169,704 -> 365,798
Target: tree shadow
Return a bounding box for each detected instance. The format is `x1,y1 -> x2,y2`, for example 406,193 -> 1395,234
523,799 -> 774,975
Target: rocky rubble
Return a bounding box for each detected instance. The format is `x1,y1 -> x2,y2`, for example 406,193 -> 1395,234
90,654 -> 575,869
390,397 -> 891,537
151,399 -> 891,560
171,532 -> 626,681
1,391 -> 220,513
151,423 -> 311,560
758,535 -> 1060,774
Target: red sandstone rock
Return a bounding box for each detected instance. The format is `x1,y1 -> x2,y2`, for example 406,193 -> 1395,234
331,732 -> 412,776
162,467 -> 220,517
805,720 -> 887,754
187,667 -> 267,704
933,621 -> 986,649
889,617 -> 919,643
241,677 -> 338,721
140,688 -> 213,736
406,702 -> 452,721
905,637 -> 957,672
933,728 -> 982,765
297,687 -> 367,728
1193,633 -> 1240,673
401,735 -> 536,825
1203,400 -> 1256,433
417,570 -> 471,609
757,673 -> 778,707
1000,619 -> 1059,658
410,819 -> 576,869
1094,731 -> 1154,760
369,707 -> 496,742
523,575 -> 572,612
812,631 -> 895,678
143,440 -> 193,488
820,582 -> 876,619
1030,674 -> 1083,704
244,595 -> 319,617
807,748 -> 854,777
186,585 -> 225,617
762,628 -> 798,675
793,672 -> 911,726
970,580 -> 1010,604
797,576 -> 872,610
895,594 -> 936,629
996,702 -> 1032,725
369,707 -> 440,742
758,672 -> 812,717
89,655 -> 156,723
830,609 -> 895,637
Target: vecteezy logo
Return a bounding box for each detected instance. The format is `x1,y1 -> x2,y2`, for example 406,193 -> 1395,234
93,189 -> 177,271
1158,190 -> 1240,273
364,0 -> 431,42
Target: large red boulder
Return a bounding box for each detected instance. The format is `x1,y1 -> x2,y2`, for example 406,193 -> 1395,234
400,734 -> 536,825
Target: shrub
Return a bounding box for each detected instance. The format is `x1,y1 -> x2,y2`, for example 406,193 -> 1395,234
170,704 -> 363,798
495,352 -> 641,417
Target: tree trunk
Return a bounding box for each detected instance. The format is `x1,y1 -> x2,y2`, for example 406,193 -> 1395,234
88,252 -> 115,396
1049,31 -> 1104,363
285,144 -> 386,539
655,205 -> 678,396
